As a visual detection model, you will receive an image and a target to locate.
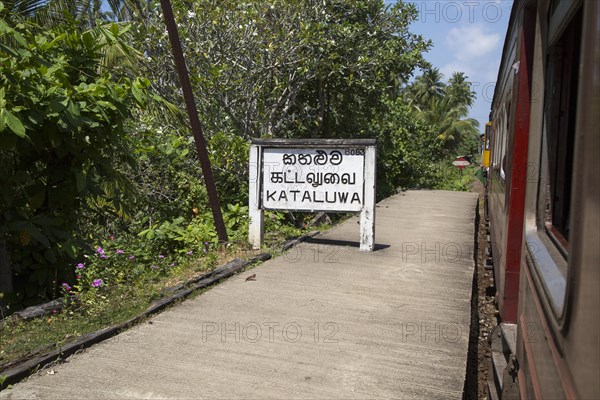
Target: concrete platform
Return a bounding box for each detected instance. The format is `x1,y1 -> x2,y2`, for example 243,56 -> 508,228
2,190 -> 479,400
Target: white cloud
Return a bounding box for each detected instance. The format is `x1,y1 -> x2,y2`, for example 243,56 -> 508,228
440,23 -> 502,81
446,24 -> 501,60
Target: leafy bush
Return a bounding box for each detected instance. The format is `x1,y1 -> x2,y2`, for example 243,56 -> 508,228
0,19 -> 147,305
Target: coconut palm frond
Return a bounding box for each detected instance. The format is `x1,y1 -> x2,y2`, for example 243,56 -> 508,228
2,0 -> 49,19
84,22 -> 143,72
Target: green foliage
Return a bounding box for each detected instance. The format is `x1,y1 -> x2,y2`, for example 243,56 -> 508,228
137,203 -> 249,253
0,0 -> 482,316
406,68 -> 480,156
429,164 -> 478,192
139,0 -> 429,140
208,131 -> 250,205
264,211 -> 304,242
0,18 -> 147,305
373,98 -> 442,198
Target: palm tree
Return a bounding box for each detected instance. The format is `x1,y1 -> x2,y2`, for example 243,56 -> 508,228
1,0 -> 103,26
420,96 -> 479,154
446,72 -> 476,108
1,0 -> 145,27
410,67 -> 445,106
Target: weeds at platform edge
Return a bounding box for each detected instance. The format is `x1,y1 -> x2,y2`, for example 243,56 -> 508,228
0,222 -> 326,370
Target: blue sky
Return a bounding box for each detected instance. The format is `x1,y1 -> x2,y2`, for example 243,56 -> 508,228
391,0 -> 514,130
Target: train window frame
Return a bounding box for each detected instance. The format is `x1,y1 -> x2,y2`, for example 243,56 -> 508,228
500,102 -> 510,181
548,0 -> 582,46
524,2 -> 582,323
492,105 -> 509,182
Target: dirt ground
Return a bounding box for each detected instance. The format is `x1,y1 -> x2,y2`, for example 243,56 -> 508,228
470,179 -> 499,400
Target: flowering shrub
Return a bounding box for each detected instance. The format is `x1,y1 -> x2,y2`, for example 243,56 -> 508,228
62,236 -> 197,316
0,18 -> 149,307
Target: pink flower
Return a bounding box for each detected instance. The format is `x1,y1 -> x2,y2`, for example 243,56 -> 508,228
92,279 -> 103,288
159,254 -> 165,259
116,249 -> 124,254
96,246 -> 105,256
61,283 -> 71,291
151,265 -> 158,269
76,263 -> 85,269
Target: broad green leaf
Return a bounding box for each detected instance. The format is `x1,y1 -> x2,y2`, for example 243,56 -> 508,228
0,109 -> 6,132
5,110 -> 27,138
67,100 -> 81,117
132,84 -> 144,105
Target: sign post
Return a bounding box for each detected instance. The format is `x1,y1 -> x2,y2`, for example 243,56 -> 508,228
249,139 -> 376,251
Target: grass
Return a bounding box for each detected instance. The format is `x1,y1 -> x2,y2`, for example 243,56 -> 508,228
0,287 -> 152,367
0,224 -> 310,370
434,164 -> 481,192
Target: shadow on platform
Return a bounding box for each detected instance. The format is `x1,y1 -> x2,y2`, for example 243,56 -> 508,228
303,236 -> 391,251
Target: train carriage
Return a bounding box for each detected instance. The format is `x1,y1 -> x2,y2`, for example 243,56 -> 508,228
485,0 -> 599,398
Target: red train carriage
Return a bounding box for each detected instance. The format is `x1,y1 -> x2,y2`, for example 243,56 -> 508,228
485,0 -> 599,398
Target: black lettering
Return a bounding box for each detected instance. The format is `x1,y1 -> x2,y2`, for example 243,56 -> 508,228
278,191 -> 288,201
302,191 -> 311,202
314,191 -> 324,203
270,171 -> 283,183
290,190 -> 300,201
298,154 -> 311,165
341,173 -> 355,185
325,192 -> 336,203
283,153 -> 296,165
329,150 -> 343,165
338,192 -> 348,203
351,192 -> 361,204
314,150 -> 328,165
284,171 -> 294,183
267,190 -> 276,201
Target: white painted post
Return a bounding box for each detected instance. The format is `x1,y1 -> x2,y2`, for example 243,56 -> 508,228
248,144 -> 264,249
360,145 -> 376,251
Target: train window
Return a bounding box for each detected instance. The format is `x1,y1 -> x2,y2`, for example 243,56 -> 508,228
543,7 -> 582,249
524,4 -> 583,320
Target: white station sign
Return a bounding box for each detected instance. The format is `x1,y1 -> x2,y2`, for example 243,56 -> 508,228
261,148 -> 365,212
248,139 -> 377,251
